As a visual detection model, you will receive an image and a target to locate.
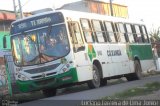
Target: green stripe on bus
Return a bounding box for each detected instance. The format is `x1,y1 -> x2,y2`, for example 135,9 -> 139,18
127,44 -> 153,60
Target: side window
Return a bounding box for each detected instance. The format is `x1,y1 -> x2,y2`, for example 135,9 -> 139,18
68,23 -> 77,44
68,22 -> 84,52
141,25 -> 149,43
80,19 -> 94,43
115,23 -> 126,43
104,21 -> 116,43
92,20 -> 105,43
69,22 -> 83,44
125,24 -> 135,43
134,25 -> 143,43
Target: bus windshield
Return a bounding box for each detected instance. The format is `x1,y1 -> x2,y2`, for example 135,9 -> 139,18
12,24 -> 70,66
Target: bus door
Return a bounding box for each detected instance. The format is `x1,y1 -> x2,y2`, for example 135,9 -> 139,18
68,22 -> 91,81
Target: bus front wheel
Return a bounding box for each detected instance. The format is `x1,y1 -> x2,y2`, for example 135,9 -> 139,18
42,88 -> 57,97
87,65 -> 100,89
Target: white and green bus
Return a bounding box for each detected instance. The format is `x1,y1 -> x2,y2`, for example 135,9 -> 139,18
10,10 -> 154,96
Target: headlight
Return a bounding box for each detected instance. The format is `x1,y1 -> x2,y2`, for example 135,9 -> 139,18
17,74 -> 30,81
58,63 -> 70,74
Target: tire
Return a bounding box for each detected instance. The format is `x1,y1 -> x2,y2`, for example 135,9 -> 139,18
87,65 -> 100,89
126,73 -> 136,81
42,88 -> 57,97
126,60 -> 142,81
134,60 -> 143,80
100,78 -> 107,86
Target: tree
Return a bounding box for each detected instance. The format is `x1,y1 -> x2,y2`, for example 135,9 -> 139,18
150,27 -> 160,57
150,27 -> 160,43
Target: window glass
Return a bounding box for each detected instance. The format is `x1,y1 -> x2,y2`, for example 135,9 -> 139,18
141,25 -> 148,42
68,22 -> 83,44
105,22 -> 114,32
81,19 -> 94,42
12,36 -> 22,65
73,23 -> 83,44
134,25 -> 143,43
126,24 -> 135,43
22,32 -> 39,65
12,24 -> 70,66
104,21 -> 116,42
40,25 -> 69,61
118,23 -> 125,33
92,20 -> 105,42
126,24 -> 132,33
116,23 -> 126,42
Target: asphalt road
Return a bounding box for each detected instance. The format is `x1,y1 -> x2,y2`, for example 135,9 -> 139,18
18,75 -> 160,106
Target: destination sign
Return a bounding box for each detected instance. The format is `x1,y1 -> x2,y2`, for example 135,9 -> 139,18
11,12 -> 64,34
17,17 -> 52,30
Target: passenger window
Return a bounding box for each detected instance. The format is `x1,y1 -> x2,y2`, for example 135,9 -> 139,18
92,20 -> 105,42
125,24 -> 135,43
104,21 -> 116,43
141,25 -> 149,43
116,23 -> 126,43
68,22 -> 84,52
73,23 -> 83,44
80,19 -> 94,43
134,25 -> 143,43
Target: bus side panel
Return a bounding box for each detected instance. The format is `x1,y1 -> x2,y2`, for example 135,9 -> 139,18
92,44 -> 115,78
102,64 -> 115,78
110,44 -> 131,75
76,66 -> 93,82
129,44 -> 154,72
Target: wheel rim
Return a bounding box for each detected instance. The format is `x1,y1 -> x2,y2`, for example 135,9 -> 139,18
92,66 -> 100,86
135,62 -> 142,78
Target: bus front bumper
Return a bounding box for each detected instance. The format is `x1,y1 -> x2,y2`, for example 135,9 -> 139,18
16,68 -> 78,92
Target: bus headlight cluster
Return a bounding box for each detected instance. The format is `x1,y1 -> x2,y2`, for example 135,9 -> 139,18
62,63 -> 70,73
17,74 -> 29,81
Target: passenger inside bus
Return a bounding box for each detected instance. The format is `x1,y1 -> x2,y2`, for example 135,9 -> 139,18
39,27 -> 69,63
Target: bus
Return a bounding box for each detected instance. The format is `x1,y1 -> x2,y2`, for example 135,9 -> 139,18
10,10 -> 154,97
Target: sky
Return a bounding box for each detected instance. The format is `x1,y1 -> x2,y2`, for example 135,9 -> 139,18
0,0 -> 159,31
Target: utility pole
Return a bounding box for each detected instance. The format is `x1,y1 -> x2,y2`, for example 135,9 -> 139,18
13,0 -> 23,19
109,0 -> 114,16
18,0 -> 23,19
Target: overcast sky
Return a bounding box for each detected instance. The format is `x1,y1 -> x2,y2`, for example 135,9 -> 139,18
0,0 -> 159,30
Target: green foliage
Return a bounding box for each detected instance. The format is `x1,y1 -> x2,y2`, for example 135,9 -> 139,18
150,27 -> 160,43
103,82 -> 160,100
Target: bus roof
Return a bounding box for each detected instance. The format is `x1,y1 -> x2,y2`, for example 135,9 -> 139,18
11,9 -> 145,26
58,9 -> 145,25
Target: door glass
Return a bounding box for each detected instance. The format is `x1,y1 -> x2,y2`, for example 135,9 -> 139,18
68,22 -> 84,52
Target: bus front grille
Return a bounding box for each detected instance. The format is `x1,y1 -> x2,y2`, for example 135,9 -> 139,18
24,63 -> 60,74
34,78 -> 55,86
